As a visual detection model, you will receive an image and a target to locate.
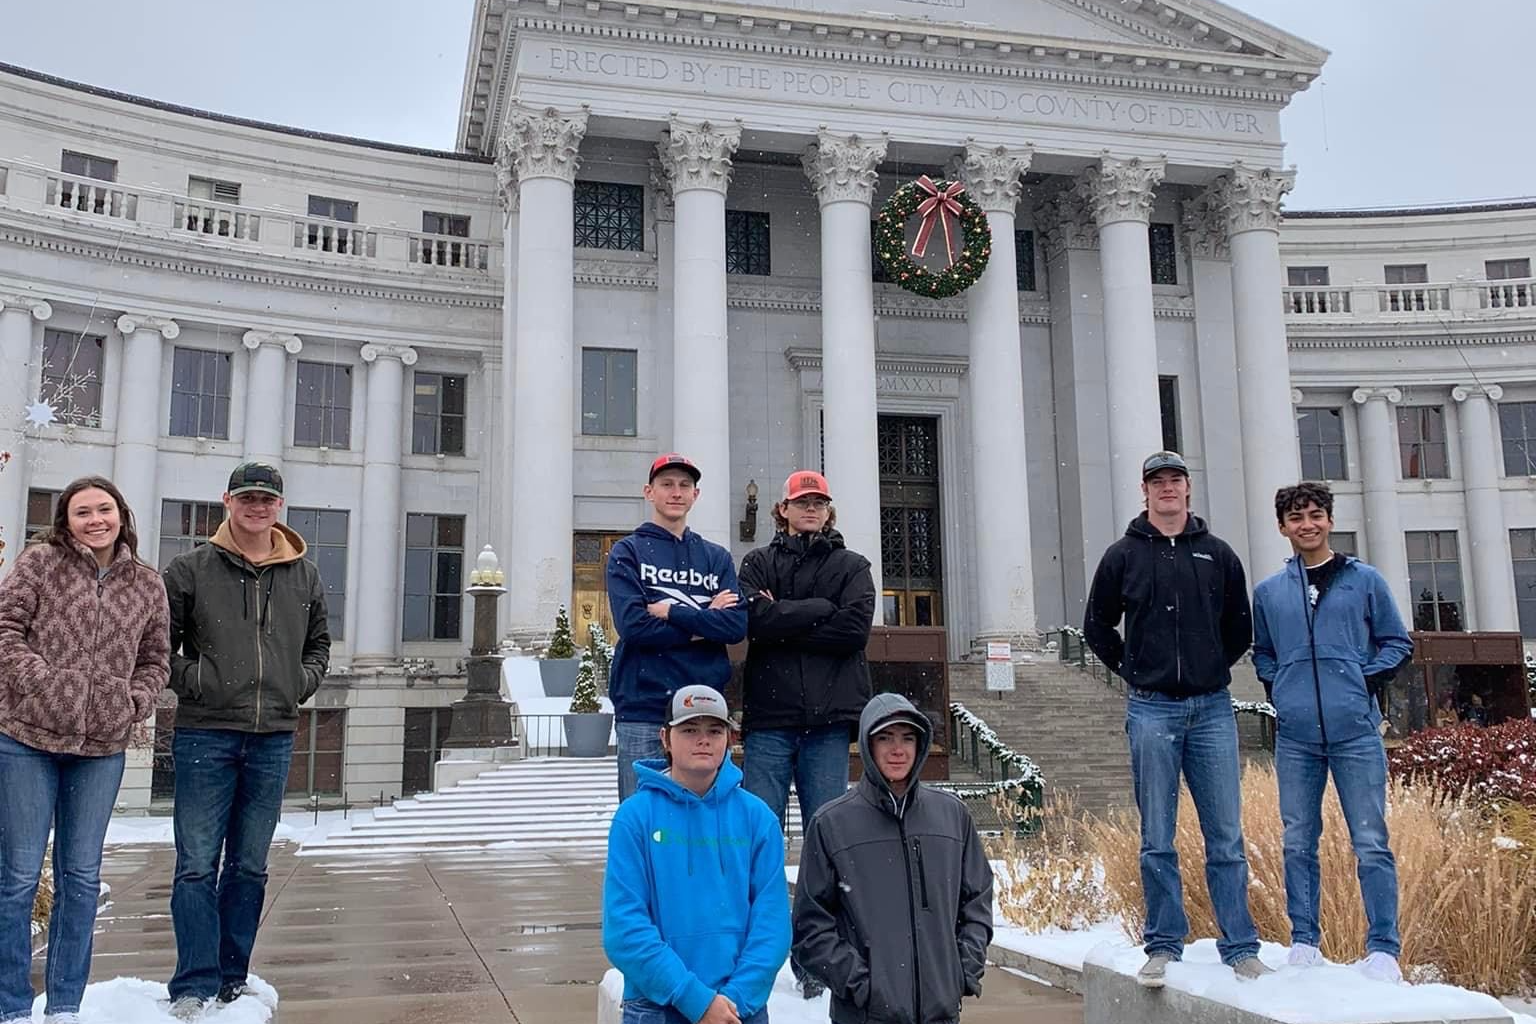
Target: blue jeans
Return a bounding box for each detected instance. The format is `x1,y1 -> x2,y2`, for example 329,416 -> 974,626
742,725 -> 851,830
1125,688 -> 1260,965
169,728 -> 295,1001
623,996 -> 767,1024
0,733 -> 124,1020
1276,731 -> 1400,957
617,721 -> 664,802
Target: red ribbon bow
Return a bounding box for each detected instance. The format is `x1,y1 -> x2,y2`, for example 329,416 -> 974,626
911,175 -> 968,266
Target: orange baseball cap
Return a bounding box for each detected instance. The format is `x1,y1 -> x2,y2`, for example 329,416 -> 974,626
783,469 -> 832,502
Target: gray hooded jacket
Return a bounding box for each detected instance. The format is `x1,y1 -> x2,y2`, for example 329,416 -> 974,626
792,693 -> 994,1024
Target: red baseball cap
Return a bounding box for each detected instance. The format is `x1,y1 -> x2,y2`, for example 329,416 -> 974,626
783,469 -> 832,502
649,453 -> 701,484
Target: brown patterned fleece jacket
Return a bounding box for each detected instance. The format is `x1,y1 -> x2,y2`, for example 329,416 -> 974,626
0,540 -> 171,756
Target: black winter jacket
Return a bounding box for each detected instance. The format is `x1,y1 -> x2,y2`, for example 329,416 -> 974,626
738,529 -> 875,732
793,693 -> 994,1024
1083,513 -> 1252,698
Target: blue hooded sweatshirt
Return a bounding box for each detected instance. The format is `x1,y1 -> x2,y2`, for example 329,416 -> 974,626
602,755 -> 790,1023
1252,555 -> 1413,746
606,523 -> 747,722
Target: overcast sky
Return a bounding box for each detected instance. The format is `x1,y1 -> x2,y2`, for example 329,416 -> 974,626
0,0 -> 1529,210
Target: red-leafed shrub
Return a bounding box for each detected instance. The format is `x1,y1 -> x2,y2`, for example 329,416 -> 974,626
1389,718 -> 1536,805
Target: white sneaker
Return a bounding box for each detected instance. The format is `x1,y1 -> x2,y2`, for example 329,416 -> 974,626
1357,951 -> 1403,983
1287,943 -> 1323,967
168,996 -> 207,1021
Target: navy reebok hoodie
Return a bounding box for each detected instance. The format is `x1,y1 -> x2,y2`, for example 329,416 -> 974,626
606,522 -> 747,722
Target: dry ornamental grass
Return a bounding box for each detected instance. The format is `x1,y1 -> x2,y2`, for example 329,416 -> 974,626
998,763 -> 1536,996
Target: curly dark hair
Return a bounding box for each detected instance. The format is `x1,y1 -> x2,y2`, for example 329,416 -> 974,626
1274,481 -> 1334,523
770,501 -> 837,533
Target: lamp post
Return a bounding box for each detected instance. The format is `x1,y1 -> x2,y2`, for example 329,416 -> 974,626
442,545 -> 516,751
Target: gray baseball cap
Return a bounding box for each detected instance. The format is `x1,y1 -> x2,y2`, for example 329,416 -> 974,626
1141,451 -> 1189,480
667,685 -> 732,727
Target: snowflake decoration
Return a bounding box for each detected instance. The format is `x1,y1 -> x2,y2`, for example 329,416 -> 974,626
23,401 -> 56,429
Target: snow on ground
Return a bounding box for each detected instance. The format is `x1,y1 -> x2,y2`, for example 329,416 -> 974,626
1503,998 -> 1536,1024
20,974 -> 276,1023
1087,939 -> 1519,1024
601,964 -> 828,1024
992,921 -> 1130,972
103,809 -> 372,847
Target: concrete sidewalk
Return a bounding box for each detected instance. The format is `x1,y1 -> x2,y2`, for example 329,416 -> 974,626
78,842 -> 1081,1024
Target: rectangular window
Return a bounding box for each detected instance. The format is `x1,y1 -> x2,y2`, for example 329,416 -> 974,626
41,329 -> 104,426
1511,529 -> 1536,638
402,708 -> 455,795
25,489 -> 58,542
158,500 -> 223,567
1406,530 -> 1464,631
725,210 -> 771,276
403,513 -> 465,641
410,372 -> 466,456
871,222 -> 892,284
573,181 -> 644,251
1158,376 -> 1181,454
1500,401 -> 1536,476
168,348 -> 232,439
307,195 -> 357,222
1287,266 -> 1330,287
288,508 -> 349,640
286,709 -> 345,796
1015,229 -> 1037,292
1148,222 -> 1178,285
188,176 -> 241,204
1397,405 -> 1448,479
1486,258 -> 1531,280
1331,531 -> 1357,557
1384,263 -> 1428,285
293,361 -> 353,449
60,151 -> 116,181
1296,407 -> 1347,480
581,348 -> 638,437
422,211 -> 470,237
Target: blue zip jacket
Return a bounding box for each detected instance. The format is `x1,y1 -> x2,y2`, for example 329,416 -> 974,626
602,756 -> 790,1023
607,523 -> 748,722
1252,555 -> 1413,745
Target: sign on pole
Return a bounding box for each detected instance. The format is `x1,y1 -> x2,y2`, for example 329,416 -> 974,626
985,641 -> 1014,692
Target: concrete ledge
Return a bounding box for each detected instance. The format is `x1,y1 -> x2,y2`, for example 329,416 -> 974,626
987,942 -> 1084,995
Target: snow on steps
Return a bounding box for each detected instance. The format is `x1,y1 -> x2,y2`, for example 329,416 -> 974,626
299,756 -> 803,857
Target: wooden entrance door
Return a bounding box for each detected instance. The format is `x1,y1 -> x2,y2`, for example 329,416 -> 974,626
572,532 -> 628,645
878,415 -> 944,627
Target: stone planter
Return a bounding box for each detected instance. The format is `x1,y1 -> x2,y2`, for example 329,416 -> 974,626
539,657 -> 580,697
564,713 -> 614,757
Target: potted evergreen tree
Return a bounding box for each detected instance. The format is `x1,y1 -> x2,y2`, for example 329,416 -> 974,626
538,604 -> 581,697
564,651 -> 613,757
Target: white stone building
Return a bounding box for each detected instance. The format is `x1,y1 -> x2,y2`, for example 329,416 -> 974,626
1,0 -> 1532,808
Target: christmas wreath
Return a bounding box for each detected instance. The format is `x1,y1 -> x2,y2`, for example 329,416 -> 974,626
875,175 -> 992,299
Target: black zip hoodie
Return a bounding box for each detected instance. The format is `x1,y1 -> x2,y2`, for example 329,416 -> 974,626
1083,512 -> 1252,697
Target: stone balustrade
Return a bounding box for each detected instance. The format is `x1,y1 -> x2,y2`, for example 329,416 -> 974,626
1482,276 -> 1536,309
174,196 -> 262,241
293,214 -> 378,257
1283,285 -> 1350,315
46,171 -> 139,220
408,232 -> 490,271
1286,277 -> 1536,320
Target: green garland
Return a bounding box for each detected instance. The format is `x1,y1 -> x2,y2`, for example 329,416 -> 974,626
875,179 -> 993,299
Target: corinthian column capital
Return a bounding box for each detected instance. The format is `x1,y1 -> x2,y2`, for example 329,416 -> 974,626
360,343 -> 419,367
1035,187 -> 1098,259
1213,162 -> 1295,235
802,130 -> 888,207
1182,188 -> 1230,260
1077,154 -> 1167,227
242,330 -> 303,355
659,117 -> 741,196
503,103 -> 590,183
0,294 -> 53,322
952,142 -> 1034,214
116,313 -> 180,340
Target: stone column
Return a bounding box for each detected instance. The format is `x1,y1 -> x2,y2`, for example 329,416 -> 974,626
113,313 -> 180,558
1078,156 -> 1166,530
0,295 -> 51,573
505,103 -> 588,644
494,140 -> 519,638
955,143 -> 1037,647
1212,164 -> 1303,577
804,130 -> 888,621
1352,387 -> 1412,618
660,117 -> 741,543
1453,383 -> 1518,630
241,330 -> 302,467
650,159 -> 678,451
353,343 -> 416,665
